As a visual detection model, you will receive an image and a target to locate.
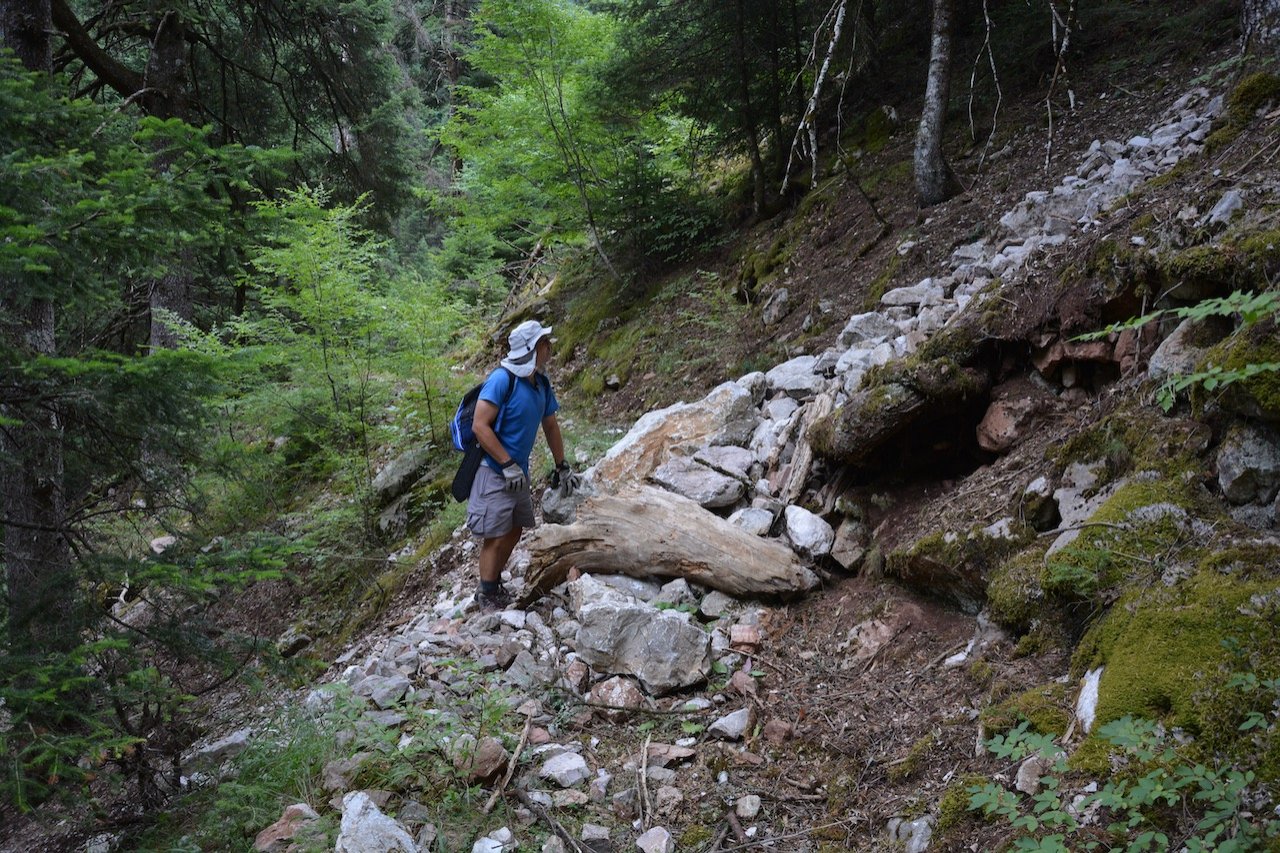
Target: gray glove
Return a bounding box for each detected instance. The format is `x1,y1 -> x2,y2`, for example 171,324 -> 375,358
500,459 -> 527,492
551,460 -> 580,496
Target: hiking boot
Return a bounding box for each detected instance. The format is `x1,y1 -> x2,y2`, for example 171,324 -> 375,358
476,585 -> 512,613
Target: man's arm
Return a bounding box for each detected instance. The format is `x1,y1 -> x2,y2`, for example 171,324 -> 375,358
542,414 -> 566,466
473,400 -> 512,464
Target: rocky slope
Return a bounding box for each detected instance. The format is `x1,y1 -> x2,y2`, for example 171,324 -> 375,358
212,65 -> 1280,853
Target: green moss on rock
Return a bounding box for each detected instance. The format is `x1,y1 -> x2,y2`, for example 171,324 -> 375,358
1195,317 -> 1280,422
986,547 -> 1046,632
887,528 -> 1025,614
1070,570 -> 1280,733
980,682 -> 1072,737
937,774 -> 989,833
1226,71 -> 1280,126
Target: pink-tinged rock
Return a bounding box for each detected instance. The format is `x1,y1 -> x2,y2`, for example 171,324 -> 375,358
977,398 -> 1036,452
729,624 -> 762,653
645,742 -> 697,768
729,670 -> 758,698
449,734 -> 510,784
528,726 -> 552,746
762,718 -> 794,744
976,378 -> 1061,453
1063,340 -> 1113,362
590,676 -> 646,721
1033,338 -> 1112,376
561,658 -> 591,694
1113,328 -> 1142,374
254,803 -> 321,852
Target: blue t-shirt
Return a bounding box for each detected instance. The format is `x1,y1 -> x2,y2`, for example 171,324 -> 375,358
479,369 -> 559,476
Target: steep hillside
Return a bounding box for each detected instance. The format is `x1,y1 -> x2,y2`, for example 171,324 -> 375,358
7,5 -> 1280,852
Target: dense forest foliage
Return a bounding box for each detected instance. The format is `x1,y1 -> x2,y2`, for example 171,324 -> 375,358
0,0 -> 1263,845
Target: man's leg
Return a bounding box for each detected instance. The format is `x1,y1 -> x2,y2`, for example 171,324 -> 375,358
478,526 -> 523,583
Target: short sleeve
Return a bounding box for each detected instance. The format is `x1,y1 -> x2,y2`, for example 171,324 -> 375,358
543,379 -> 560,418
477,369 -> 510,406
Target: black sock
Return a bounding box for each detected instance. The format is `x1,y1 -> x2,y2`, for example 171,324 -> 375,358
479,579 -> 500,595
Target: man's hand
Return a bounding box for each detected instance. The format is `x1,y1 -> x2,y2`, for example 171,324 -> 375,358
551,460 -> 580,496
500,459 -> 527,492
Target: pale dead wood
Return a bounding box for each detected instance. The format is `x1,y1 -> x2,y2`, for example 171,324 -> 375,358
482,711 -> 532,814
783,392 -> 835,504
520,485 -> 818,605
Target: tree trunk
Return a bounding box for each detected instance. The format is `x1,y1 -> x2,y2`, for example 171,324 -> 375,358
1,303 -> 72,652
1242,0 -> 1280,53
0,0 -> 72,652
0,0 -> 52,71
519,485 -> 819,606
143,10 -> 195,351
914,0 -> 962,207
732,0 -> 767,215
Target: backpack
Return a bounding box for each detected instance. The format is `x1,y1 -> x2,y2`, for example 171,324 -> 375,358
448,369 -> 546,502
450,368 -> 516,452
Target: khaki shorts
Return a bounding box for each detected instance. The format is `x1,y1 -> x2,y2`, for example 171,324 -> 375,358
466,464 -> 535,538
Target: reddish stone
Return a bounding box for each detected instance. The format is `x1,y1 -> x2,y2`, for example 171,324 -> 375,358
762,718 -> 794,744
253,803 -> 320,852
729,670 -> 758,697
590,675 -> 646,722
562,658 -> 592,694
730,624 -> 762,653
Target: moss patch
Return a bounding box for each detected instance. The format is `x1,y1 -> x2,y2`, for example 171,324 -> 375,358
1050,405 -> 1210,483
1070,569 -> 1280,733
980,681 -> 1072,738
1225,71 -> 1280,126
985,548 -> 1046,632
937,774 -> 989,834
1196,316 -> 1280,421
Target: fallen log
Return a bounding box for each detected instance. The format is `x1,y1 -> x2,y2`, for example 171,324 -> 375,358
520,485 -> 819,605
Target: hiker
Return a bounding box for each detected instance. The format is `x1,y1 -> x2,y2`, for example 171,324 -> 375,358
467,319 -> 579,610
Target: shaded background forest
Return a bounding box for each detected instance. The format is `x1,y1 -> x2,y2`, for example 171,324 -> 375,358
0,0 -> 1265,847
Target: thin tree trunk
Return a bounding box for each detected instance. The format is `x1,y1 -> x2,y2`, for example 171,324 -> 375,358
1242,0 -> 1280,53
914,0 -> 962,206
733,0 -> 767,215
1,0 -> 72,653
1,302 -> 72,651
144,10 -> 195,351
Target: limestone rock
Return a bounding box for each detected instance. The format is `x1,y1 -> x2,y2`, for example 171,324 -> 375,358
735,795 -> 762,819
708,707 -> 753,740
540,751 -> 592,788
728,506 -> 775,537
335,791 -> 416,853
589,676 -> 647,721
693,444 -> 756,481
1148,318 -> 1211,380
650,455 -> 746,508
589,382 -> 759,490
830,519 -> 867,570
887,816 -> 934,853
1218,424 -> 1280,504
784,505 -> 835,558
636,827 -> 675,853
372,445 -> 432,507
762,287 -> 790,325
572,588 -> 712,694
766,355 -> 824,398
837,312 -> 900,348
